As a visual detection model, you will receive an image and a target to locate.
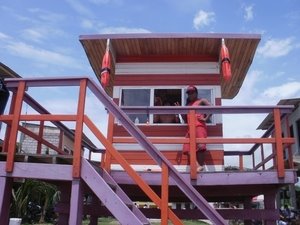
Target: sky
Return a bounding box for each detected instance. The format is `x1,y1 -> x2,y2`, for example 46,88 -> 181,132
0,0 -> 300,166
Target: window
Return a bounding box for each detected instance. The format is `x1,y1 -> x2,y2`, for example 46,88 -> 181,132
120,87 -> 214,124
153,89 -> 182,124
121,89 -> 150,123
154,89 -> 182,106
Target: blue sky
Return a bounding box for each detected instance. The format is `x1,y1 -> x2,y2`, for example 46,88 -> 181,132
0,0 -> 300,165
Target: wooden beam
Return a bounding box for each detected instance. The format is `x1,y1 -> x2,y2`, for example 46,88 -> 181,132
6,81 -> 25,172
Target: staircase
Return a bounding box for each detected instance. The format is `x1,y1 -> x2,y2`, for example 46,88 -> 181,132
81,158 -> 150,225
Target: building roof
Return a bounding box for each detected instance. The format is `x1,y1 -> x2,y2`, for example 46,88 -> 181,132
0,62 -> 21,79
80,33 -> 261,99
257,98 -> 300,130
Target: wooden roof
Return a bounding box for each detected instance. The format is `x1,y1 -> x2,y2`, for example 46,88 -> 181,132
0,62 -> 21,79
79,33 -> 261,99
257,98 -> 300,130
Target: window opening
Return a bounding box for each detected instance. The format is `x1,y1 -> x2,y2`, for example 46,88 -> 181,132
121,89 -> 150,123
153,89 -> 181,124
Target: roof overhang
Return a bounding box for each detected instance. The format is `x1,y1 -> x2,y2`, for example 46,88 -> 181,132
257,98 -> 300,130
0,62 -> 21,79
79,33 -> 261,99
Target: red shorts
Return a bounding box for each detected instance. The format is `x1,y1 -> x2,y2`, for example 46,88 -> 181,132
183,125 -> 207,154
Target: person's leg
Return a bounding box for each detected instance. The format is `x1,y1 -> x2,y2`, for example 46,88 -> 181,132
196,125 -> 207,151
195,126 -> 207,171
196,151 -> 205,171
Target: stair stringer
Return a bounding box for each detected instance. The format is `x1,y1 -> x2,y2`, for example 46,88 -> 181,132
81,158 -> 150,225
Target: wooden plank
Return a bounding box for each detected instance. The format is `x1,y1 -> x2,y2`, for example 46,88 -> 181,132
274,108 -> 284,178
55,155 -> 73,165
72,79 -> 87,178
6,81 -> 25,172
113,123 -> 223,137
109,151 -> 224,165
28,155 -> 54,164
114,74 -> 220,86
161,163 -> 169,225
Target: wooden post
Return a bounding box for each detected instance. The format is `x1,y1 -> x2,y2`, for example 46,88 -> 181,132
264,190 -> 277,225
59,130 -> 64,153
0,177 -> 13,224
161,163 -> 169,225
6,81 -> 25,172
72,79 -> 87,178
261,144 -> 265,170
188,110 -> 197,180
273,108 -> 284,178
69,179 -> 83,225
103,112 -> 114,171
239,154 -> 244,171
37,121 -> 44,154
285,116 -> 293,169
2,91 -> 17,153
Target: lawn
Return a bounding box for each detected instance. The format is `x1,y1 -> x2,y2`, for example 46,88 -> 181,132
25,217 -> 209,225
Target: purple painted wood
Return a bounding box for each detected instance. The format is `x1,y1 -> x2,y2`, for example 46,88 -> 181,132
81,159 -> 150,225
110,170 -> 296,186
120,105 -> 294,114
94,161 -> 149,224
0,177 -> 13,225
5,76 -> 87,88
56,183 -> 71,225
87,78 -> 227,224
69,179 -> 83,225
0,162 -> 73,180
264,191 -> 277,225
79,32 -> 261,41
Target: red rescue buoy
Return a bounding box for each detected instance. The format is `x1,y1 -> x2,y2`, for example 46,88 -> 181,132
100,39 -> 111,88
220,38 -> 232,81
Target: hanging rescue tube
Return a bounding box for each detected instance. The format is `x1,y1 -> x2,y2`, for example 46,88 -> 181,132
220,38 -> 232,81
100,39 -> 111,88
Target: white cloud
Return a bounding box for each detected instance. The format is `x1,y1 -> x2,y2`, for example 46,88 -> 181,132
28,8 -> 65,24
21,29 -> 44,43
244,5 -> 254,21
223,70 -> 262,105
0,34 -> 83,69
99,26 -> 151,34
80,19 -> 95,29
193,10 -> 215,30
65,0 -> 94,17
257,37 -> 294,58
0,32 -> 10,40
262,81 -> 300,99
88,0 -> 111,4
20,27 -> 66,43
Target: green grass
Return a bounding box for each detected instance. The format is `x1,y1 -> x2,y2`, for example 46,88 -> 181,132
26,217 -> 209,225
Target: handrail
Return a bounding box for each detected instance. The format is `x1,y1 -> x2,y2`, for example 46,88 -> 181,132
2,76 -> 295,224
3,77 -> 226,224
87,78 -> 227,224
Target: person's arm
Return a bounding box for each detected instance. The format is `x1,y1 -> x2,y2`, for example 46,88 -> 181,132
174,101 -> 187,123
198,98 -> 212,122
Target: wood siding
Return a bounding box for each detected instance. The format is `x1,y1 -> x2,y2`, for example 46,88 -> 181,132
113,124 -> 223,137
110,150 -> 224,166
114,74 -> 220,86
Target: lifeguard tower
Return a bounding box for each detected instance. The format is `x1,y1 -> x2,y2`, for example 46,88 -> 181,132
0,33 -> 297,225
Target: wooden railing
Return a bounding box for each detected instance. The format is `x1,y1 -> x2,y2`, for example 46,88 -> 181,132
118,105 -> 295,179
0,76 -> 295,224
0,77 -> 227,224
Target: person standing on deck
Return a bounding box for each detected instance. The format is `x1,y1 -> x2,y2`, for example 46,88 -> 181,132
176,85 -> 211,172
